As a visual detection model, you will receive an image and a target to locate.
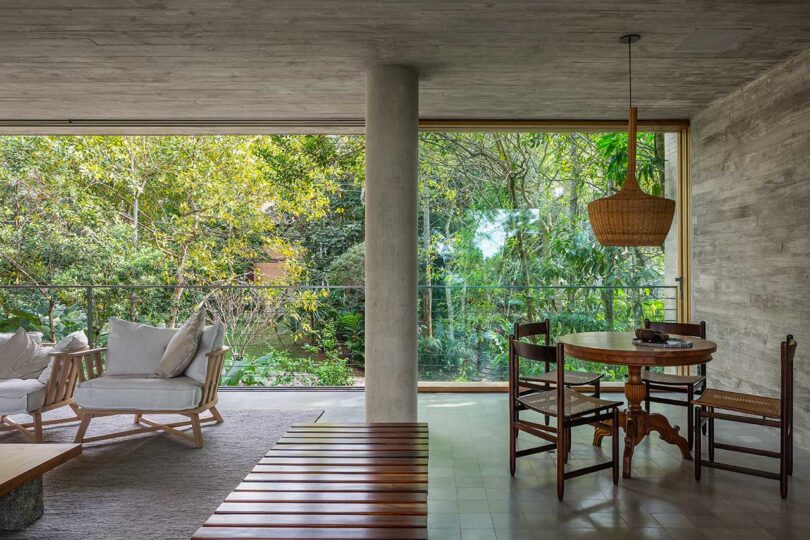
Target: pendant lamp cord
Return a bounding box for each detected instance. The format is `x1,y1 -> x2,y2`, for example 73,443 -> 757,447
628,38 -> 632,108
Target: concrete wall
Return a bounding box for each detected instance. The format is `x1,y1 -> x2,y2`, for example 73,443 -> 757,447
691,49 -> 810,448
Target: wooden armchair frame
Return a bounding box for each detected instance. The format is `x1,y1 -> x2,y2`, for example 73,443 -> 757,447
70,346 -> 229,448
0,346 -> 87,442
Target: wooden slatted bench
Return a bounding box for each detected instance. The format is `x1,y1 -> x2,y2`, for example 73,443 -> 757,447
193,422 -> 428,540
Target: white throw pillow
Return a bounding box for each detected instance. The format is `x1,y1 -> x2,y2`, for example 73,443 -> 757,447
154,310 -> 206,378
37,331 -> 89,384
54,330 -> 89,352
0,328 -> 41,379
106,318 -> 176,376
0,330 -> 42,346
184,322 -> 226,383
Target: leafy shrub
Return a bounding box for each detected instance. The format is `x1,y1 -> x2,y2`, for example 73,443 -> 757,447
221,348 -> 354,387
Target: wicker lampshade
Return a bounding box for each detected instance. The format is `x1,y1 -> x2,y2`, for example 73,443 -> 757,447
588,107 -> 675,246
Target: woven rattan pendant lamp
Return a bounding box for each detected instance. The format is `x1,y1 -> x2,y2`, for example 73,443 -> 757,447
588,34 -> 675,246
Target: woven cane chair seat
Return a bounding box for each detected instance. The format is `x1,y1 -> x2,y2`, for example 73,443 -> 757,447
518,387 -> 620,418
694,388 -> 781,419
521,369 -> 603,386
642,370 -> 704,386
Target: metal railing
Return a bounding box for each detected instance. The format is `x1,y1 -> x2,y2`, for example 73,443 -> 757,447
0,283 -> 677,385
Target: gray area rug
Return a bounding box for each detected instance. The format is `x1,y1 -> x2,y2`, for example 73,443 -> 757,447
0,408 -> 323,540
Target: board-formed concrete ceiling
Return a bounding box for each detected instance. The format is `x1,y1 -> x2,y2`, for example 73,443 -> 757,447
0,0 -> 808,128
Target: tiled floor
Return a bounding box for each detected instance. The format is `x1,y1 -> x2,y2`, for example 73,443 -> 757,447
218,390 -> 809,539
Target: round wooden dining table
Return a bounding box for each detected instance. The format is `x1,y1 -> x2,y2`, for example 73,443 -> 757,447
558,331 -> 717,478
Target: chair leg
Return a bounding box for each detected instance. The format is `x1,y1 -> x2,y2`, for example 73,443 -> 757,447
556,422 -> 565,501
594,380 -> 601,399
780,418 -> 789,499
190,413 -> 204,449
209,406 -> 224,424
699,382 -> 708,435
788,420 -> 793,477
563,427 -> 571,464
509,416 -> 516,477
687,384 -> 694,451
611,408 -> 619,485
708,408 -> 715,463
32,412 -> 44,443
134,414 -> 142,423
694,406 -> 702,481
74,414 -> 93,443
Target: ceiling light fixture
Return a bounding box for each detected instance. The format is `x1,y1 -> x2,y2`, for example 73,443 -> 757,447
587,34 -> 675,247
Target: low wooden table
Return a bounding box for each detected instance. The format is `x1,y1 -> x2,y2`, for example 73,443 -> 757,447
559,331 -> 716,478
193,423 -> 428,539
0,443 -> 81,530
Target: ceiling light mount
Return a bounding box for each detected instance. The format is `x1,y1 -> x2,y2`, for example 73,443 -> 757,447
619,34 -> 641,45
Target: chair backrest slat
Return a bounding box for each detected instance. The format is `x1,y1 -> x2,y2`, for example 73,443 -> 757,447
644,319 -> 706,339
511,339 -> 557,363
514,319 -> 550,344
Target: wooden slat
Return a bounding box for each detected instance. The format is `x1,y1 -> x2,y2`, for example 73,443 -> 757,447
282,432 -> 429,439
243,473 -> 427,483
204,514 -> 427,528
271,445 -> 427,452
286,429 -> 428,435
235,482 -> 428,493
225,492 -> 427,504
192,527 -> 427,539
292,423 -> 428,428
259,457 -> 428,466
252,465 -> 428,474
216,502 -> 426,515
288,427 -> 429,435
278,438 -> 427,445
265,451 -> 428,458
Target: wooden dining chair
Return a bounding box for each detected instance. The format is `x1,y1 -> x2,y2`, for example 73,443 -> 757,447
509,337 -> 621,500
514,320 -> 604,426
694,335 -> 796,498
642,319 -> 707,449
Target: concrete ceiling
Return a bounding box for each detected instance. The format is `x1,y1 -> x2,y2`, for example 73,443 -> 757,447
0,1 -> 808,129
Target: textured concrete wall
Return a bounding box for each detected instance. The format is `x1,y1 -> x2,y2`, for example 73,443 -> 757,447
691,49 -> 810,448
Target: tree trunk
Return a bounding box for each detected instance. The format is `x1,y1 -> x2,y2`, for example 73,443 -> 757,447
422,198 -> 433,338
443,215 -> 454,342
654,132 -> 666,192
47,298 -> 55,342
601,288 -> 615,331
167,245 -> 189,328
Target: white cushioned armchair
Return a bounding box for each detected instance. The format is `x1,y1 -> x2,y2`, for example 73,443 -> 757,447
0,329 -> 89,442
71,318 -> 228,448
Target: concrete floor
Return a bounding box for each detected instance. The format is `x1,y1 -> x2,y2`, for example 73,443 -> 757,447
218,390 -> 810,540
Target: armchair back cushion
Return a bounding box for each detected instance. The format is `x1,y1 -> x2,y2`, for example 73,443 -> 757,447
184,322 -> 226,383
106,318 -> 176,376
0,328 -> 44,380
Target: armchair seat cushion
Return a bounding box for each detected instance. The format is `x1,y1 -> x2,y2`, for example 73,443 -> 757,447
0,378 -> 47,415
75,375 -> 203,411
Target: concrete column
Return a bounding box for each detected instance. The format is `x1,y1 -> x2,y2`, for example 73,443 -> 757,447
364,65 -> 419,422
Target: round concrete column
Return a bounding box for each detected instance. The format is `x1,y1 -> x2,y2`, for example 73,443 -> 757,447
364,65 -> 419,422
